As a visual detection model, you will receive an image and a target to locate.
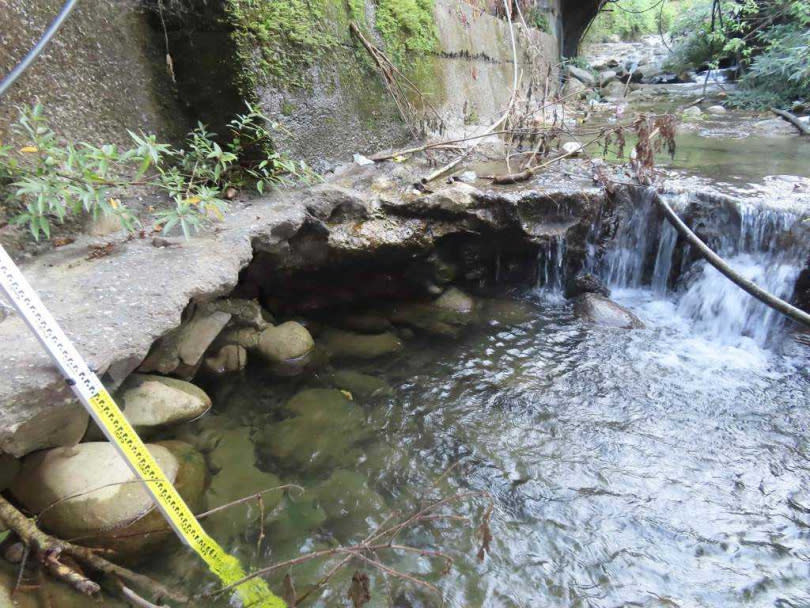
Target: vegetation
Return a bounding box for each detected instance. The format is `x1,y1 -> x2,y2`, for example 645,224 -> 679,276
584,0 -> 685,43
0,103 -> 313,241
666,0 -> 810,107
226,0 -> 437,88
374,0 -> 438,60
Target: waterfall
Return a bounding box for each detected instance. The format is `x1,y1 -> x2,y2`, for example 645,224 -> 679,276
536,234 -> 566,292
651,221 -> 677,294
602,188 -> 659,288
597,189 -> 805,346
677,257 -> 800,345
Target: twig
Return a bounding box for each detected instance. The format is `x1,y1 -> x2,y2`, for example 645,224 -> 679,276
0,495 -> 187,604
120,584 -> 166,608
489,132 -> 605,184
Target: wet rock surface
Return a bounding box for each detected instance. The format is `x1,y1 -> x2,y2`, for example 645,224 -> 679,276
10,441 -> 205,557
575,293 -> 646,329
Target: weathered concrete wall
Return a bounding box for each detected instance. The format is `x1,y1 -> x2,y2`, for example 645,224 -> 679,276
248,0 -> 562,170
0,0 -> 189,148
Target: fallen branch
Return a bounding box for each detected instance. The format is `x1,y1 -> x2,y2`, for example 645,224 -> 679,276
489,133 -> 604,184
651,188 -> 810,328
770,107 -> 810,135
0,495 -> 187,604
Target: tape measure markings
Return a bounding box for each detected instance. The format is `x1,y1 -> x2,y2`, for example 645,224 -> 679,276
0,245 -> 285,608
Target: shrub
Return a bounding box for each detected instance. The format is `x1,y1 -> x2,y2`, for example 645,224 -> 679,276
0,103 -> 315,240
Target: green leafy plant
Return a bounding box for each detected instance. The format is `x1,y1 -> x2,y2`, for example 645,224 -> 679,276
666,0 -> 810,107
0,102 -> 315,241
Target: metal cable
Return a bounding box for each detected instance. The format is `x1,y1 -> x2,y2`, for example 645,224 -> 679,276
0,0 -> 79,98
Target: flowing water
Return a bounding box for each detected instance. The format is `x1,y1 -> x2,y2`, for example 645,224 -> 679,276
162,188 -> 810,607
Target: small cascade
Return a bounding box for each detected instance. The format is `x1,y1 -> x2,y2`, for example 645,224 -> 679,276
602,188 -> 659,288
595,188 -> 805,347
536,234 -> 566,292
651,221 -> 677,294
677,256 -> 800,345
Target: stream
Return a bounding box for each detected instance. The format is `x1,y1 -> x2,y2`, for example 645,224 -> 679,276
143,40 -> 810,607
154,170 -> 809,607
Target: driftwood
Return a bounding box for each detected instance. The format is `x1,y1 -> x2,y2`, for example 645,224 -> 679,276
651,189 -> 810,329
0,495 -> 187,604
770,107 -> 810,135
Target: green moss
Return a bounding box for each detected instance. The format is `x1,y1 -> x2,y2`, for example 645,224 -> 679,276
280,101 -> 296,116
226,0 -> 438,91
226,0 -> 340,89
374,0 -> 438,61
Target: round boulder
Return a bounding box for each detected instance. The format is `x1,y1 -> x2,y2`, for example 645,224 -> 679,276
115,374 -> 211,434
257,321 -> 315,374
10,441 -> 205,558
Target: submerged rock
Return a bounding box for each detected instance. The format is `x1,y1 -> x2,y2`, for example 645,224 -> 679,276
434,287 -> 476,315
205,427 -> 283,540
113,374 -> 212,435
318,328 -> 403,359
327,370 -> 394,399
315,470 -> 386,537
257,390 -> 373,473
480,299 -> 536,325
257,321 -> 315,374
575,293 -> 645,329
11,441 -> 205,558
266,494 -> 327,543
203,344 -> 248,375
338,312 -> 394,334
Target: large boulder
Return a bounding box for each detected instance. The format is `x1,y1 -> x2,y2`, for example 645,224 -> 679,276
112,374 -> 212,435
575,293 -> 645,329
139,310 -> 232,379
562,76 -> 589,100
317,328 -> 403,359
10,441 -> 205,558
599,70 -> 618,87
257,321 -> 315,374
564,273 -> 611,299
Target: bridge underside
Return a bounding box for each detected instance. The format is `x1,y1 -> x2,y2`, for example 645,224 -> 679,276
561,0 -> 605,57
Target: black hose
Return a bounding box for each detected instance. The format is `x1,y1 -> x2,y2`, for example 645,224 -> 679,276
0,0 -> 79,98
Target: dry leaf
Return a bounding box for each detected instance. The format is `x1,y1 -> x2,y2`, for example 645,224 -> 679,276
347,571 -> 371,608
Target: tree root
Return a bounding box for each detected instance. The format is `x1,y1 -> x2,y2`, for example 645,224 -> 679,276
0,495 -> 187,604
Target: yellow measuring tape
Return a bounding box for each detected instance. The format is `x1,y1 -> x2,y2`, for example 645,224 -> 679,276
0,245 -> 285,608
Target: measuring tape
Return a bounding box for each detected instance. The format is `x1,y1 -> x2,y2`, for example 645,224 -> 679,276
0,244 -> 285,608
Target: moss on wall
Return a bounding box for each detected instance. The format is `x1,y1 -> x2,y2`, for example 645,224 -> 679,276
374,0 -> 438,60
226,0 -> 438,90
